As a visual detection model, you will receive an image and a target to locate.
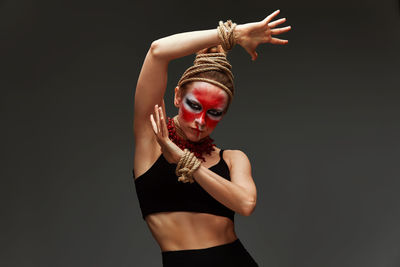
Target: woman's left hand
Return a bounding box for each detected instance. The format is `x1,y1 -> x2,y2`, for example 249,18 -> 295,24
150,101 -> 183,164
235,9 -> 292,61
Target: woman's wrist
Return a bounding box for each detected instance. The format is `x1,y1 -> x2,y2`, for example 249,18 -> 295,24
175,149 -> 201,183
233,24 -> 245,48
174,149 -> 184,164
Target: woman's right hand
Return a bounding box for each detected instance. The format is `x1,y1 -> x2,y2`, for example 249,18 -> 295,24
150,101 -> 184,165
235,10 -> 291,61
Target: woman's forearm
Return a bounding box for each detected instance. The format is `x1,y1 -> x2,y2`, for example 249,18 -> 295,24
193,165 -> 256,216
150,27 -> 241,61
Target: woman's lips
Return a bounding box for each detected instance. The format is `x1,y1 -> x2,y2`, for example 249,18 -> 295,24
190,127 -> 203,133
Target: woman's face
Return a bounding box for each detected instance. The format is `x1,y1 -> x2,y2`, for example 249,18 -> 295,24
175,81 -> 229,142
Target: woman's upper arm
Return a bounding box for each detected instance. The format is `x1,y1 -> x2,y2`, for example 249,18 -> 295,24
226,150 -> 257,203
133,42 -> 169,139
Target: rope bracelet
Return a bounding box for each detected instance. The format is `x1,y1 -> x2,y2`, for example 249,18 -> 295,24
176,149 -> 202,184
217,19 -> 237,52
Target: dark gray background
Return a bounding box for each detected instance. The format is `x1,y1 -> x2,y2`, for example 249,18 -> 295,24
1,0 -> 399,266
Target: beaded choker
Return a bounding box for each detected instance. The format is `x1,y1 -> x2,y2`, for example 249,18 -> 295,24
167,116 -> 215,161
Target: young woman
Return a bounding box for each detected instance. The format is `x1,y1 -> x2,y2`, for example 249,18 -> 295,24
133,10 -> 291,267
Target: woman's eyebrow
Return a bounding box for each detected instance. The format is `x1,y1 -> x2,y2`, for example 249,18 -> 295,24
187,94 -> 226,110
209,108 -> 224,112
186,95 -> 201,104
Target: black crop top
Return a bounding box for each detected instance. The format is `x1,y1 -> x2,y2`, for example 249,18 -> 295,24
133,149 -> 235,222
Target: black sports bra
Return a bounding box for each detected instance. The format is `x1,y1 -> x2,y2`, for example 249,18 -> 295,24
133,149 -> 235,222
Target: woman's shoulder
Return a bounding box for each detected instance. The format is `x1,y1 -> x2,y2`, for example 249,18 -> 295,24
220,149 -> 251,169
222,149 -> 249,157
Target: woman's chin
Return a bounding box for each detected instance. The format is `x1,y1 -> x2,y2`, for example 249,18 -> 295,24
187,134 -> 202,142
186,131 -> 207,142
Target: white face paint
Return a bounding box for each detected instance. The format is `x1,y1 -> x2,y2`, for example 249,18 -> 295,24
182,92 -> 225,122
183,93 -> 202,114
177,82 -> 229,142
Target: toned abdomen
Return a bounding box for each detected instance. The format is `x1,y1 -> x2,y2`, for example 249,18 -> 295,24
145,211 -> 237,252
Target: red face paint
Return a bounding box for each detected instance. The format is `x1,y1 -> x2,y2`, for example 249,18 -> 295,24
181,85 -> 228,132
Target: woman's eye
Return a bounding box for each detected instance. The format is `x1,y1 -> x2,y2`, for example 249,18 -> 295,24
186,100 -> 202,110
207,110 -> 222,117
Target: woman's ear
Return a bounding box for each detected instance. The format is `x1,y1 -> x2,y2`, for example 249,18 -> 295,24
174,86 -> 182,107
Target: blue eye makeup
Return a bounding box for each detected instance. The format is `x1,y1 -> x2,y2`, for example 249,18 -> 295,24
185,99 -> 202,111
207,110 -> 223,117
182,93 -> 225,121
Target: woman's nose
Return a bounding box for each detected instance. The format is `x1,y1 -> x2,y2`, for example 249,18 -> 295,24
195,112 -> 206,128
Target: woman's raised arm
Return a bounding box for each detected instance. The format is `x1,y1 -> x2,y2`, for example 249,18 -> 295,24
133,10 -> 290,140
133,29 -> 221,140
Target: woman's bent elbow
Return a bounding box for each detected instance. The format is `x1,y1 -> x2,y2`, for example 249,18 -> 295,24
240,200 -> 257,216
150,41 -> 161,57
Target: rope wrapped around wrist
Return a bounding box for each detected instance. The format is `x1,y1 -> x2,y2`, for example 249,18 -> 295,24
175,149 -> 202,183
217,20 -> 237,52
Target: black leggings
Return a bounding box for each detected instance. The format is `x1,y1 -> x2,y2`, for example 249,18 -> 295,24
161,238 -> 259,267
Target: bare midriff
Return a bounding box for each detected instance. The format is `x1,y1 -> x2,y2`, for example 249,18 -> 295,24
145,211 -> 237,252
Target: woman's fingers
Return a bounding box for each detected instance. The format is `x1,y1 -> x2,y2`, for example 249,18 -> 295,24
150,114 -> 158,134
268,17 -> 286,29
151,104 -> 162,137
159,106 -> 169,137
161,99 -> 167,119
154,104 -> 161,134
270,25 -> 291,35
160,100 -> 169,138
243,45 -> 258,61
152,104 -> 168,139
270,37 -> 289,45
262,9 -> 280,24
157,106 -> 165,137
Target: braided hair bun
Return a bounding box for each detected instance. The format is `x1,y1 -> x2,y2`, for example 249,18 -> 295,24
177,45 -> 235,111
